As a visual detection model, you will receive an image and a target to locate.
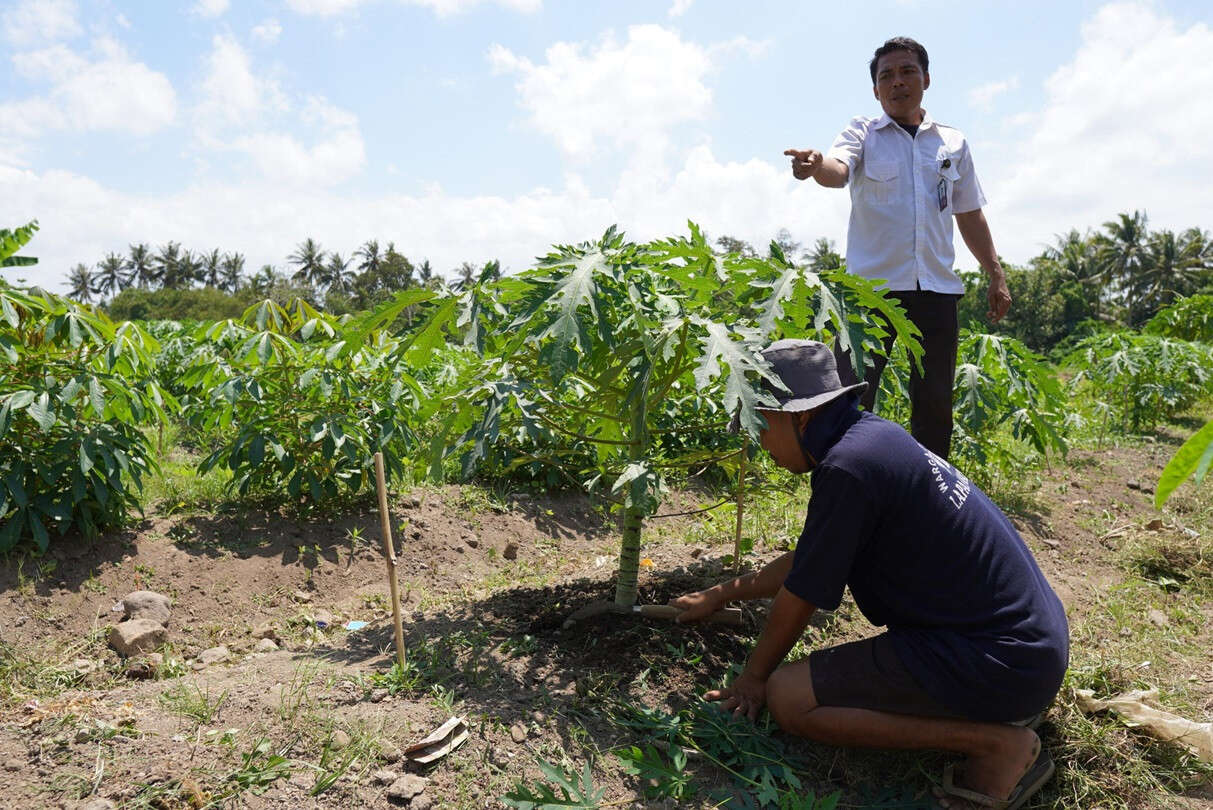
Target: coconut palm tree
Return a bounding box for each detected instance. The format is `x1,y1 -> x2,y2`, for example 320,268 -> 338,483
67,263 -> 94,302
1096,211 -> 1150,315
220,252 -> 245,293
417,258 -> 435,288
154,242 -> 185,289
1127,228 -> 1213,325
807,238 -> 843,271
1046,229 -> 1104,319
454,261 -> 477,290
323,251 -> 354,293
92,252 -> 127,300
248,264 -> 279,296
127,243 -> 155,288
354,239 -> 382,275
288,238 -> 326,288
201,248 -> 222,288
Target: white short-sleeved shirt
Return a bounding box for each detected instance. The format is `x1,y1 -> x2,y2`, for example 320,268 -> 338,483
826,111 -> 986,294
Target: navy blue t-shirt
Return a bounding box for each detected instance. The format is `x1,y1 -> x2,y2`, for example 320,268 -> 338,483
783,400 -> 1069,722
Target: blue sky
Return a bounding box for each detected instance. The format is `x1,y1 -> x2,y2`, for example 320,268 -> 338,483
3,0 -> 1213,292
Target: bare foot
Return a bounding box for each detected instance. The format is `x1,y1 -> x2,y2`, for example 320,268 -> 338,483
934,726 -> 1040,809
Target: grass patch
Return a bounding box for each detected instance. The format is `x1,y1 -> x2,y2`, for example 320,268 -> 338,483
0,630 -> 116,710
158,681 -> 229,725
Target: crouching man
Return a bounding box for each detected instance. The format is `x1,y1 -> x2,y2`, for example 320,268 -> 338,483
672,339 -> 1068,809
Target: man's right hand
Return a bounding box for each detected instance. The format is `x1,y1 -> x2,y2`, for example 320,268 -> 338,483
784,148 -> 822,181
669,589 -> 725,623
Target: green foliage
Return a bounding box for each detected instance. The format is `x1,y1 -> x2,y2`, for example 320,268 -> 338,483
1067,333 -> 1213,432
106,285 -> 249,322
0,286 -> 168,550
1156,418 -> 1213,507
615,744 -> 695,800
610,698 -> 808,809
1144,294 -> 1213,343
224,737 -> 293,795
958,261 -> 1095,353
456,224 -> 920,605
502,759 -> 605,809
950,333 -> 1072,471
180,293 -> 449,501
872,331 -> 1072,477
0,221 -> 39,268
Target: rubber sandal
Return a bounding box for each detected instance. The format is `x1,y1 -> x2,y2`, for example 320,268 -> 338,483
1010,712 -> 1043,731
937,749 -> 1055,810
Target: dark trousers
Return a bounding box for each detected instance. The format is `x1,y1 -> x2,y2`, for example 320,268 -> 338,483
834,291 -> 960,460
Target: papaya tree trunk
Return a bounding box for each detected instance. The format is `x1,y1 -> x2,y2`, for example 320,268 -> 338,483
614,369 -> 650,607
614,504 -> 643,606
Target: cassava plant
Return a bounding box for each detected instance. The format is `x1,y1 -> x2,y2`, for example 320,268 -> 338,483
0,285 -> 170,549
181,291 -> 456,502
0,221 -> 38,270
460,224 -> 920,607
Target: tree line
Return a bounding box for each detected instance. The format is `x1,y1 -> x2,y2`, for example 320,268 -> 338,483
60,237 -> 501,321
50,210 -> 1213,350
720,213 -> 1213,354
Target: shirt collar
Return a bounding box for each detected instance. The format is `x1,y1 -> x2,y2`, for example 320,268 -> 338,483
872,109 -> 934,131
797,395 -> 861,468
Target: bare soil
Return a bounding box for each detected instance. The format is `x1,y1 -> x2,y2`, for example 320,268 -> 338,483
1,441 -> 1211,809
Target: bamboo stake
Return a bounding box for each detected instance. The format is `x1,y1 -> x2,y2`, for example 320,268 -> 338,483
733,434 -> 747,574
373,452 -> 407,671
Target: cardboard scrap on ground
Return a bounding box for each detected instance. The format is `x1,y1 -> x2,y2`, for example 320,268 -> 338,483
403,716 -> 468,764
1076,687 -> 1213,762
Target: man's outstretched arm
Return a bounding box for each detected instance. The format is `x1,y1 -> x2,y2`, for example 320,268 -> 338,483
784,149 -> 849,188
669,550 -> 795,621
705,587 -> 817,721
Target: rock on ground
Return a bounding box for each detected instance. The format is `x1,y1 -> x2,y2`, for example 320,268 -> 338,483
195,645 -> 230,666
386,774 -> 429,802
108,619 -> 167,657
121,590 -> 172,627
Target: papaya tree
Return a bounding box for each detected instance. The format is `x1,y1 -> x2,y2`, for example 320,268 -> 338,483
460,224 -> 920,608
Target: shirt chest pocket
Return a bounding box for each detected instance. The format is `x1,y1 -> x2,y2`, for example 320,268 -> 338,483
934,151 -> 961,211
862,160 -> 899,205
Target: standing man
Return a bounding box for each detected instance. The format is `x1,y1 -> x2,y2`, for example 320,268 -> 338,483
784,36 -> 1010,460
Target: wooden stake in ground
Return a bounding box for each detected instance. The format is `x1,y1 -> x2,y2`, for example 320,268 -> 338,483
733,434 -> 748,574
373,452 -> 407,671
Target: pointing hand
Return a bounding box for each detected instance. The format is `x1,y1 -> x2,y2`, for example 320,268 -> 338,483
784,148 -> 822,181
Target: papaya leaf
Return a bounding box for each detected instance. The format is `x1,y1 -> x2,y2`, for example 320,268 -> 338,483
1156,418 -> 1213,507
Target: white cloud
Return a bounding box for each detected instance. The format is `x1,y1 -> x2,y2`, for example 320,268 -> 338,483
252,18 -> 283,43
488,25 -> 720,159
191,36 -> 364,186
0,38 -> 176,139
285,0 -> 540,16
192,0 -> 230,18
3,0 -> 81,46
1,142 -> 842,294
196,34 -> 288,128
116,13 -> 131,29
967,76 -> 1019,111
668,0 -> 694,17
227,98 -> 366,186
989,2 -> 1213,261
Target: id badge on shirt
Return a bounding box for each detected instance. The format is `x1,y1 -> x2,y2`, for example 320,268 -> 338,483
936,177 -> 948,211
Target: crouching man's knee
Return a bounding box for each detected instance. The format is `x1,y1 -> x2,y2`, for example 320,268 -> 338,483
765,662 -> 818,733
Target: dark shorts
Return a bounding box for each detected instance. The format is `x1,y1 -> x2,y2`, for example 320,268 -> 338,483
809,634 -> 966,719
